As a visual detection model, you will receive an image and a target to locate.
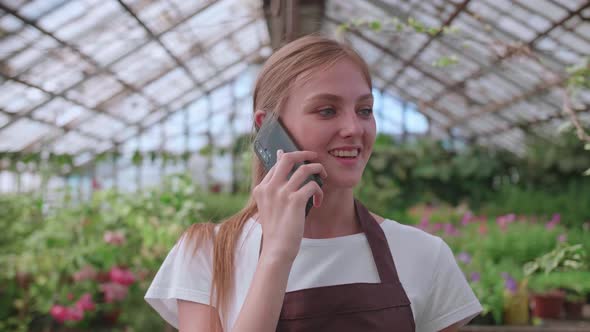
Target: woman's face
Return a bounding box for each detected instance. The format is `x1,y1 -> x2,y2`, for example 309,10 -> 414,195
280,58 -> 376,189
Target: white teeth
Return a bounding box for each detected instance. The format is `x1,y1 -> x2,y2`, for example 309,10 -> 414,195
329,149 -> 359,157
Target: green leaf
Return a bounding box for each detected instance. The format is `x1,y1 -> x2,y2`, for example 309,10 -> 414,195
337,23 -> 350,33
432,55 -> 459,68
369,20 -> 382,32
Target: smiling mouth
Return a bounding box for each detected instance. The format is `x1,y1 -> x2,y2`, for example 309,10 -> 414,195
328,149 -> 360,158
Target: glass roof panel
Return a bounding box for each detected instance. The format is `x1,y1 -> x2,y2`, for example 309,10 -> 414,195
0,81 -> 49,114
66,74 -> 124,108
52,131 -> 100,154
111,42 -> 174,87
142,67 -> 195,105
0,0 -> 588,164
17,0 -> 65,21
0,112 -> 10,127
20,47 -> 95,94
102,93 -> 152,123
0,12 -> 24,34
0,118 -> 56,151
168,88 -> 203,111
38,0 -> 98,32
163,111 -> 185,138
208,40 -> 243,69
77,114 -> 126,140
31,97 -> 92,126
515,0 -> 568,21
2,26 -> 43,65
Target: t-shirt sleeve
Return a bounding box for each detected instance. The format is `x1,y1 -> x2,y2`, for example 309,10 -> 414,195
420,239 -> 482,332
144,234 -> 214,329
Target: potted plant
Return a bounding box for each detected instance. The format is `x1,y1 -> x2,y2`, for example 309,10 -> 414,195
523,243 -> 588,319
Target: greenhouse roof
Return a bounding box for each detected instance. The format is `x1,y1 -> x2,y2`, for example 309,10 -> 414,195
0,0 -> 589,162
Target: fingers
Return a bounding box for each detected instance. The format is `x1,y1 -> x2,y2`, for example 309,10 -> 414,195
259,162 -> 277,185
273,150 -> 318,184
293,180 -> 323,207
284,163 -> 326,192
259,149 -> 284,185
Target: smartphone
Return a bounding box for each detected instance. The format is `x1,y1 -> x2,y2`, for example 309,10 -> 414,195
253,112 -> 323,217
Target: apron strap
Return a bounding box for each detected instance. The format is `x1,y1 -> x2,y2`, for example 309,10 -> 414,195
354,199 -> 399,285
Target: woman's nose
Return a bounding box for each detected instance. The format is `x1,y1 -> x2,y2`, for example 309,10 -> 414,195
339,112 -> 363,137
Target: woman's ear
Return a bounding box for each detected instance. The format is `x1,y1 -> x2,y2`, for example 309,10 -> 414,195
254,110 -> 267,129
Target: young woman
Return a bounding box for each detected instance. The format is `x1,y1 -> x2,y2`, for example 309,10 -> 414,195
145,35 -> 482,332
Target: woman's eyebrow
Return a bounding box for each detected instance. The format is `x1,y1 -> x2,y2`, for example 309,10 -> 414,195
305,93 -> 373,103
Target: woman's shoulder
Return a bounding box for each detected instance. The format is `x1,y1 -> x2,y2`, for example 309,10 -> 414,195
378,216 -> 443,252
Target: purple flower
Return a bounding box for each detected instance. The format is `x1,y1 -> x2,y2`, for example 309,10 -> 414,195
457,252 -> 472,265
470,272 -> 480,282
501,272 -> 518,294
557,234 -> 567,243
505,277 -> 518,294
546,221 -> 558,230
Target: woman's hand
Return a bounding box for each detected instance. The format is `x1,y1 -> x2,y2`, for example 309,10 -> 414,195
253,150 -> 327,263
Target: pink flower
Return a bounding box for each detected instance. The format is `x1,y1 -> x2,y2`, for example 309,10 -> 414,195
50,305 -> 68,323
557,234 -> 567,243
478,221 -> 488,235
73,265 -> 97,282
75,293 -> 95,312
109,266 -> 135,286
103,230 -> 126,246
432,223 -> 443,233
461,212 -> 473,226
100,282 -> 129,303
496,214 -> 516,231
65,306 -> 84,322
50,304 -> 85,323
444,223 -> 460,236
416,217 -> 430,232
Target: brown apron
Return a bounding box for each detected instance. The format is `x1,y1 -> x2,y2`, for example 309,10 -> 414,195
260,199 -> 416,332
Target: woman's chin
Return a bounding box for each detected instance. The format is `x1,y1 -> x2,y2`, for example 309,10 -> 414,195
322,175 -> 362,190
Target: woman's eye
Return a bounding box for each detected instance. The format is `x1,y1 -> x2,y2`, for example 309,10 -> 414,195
318,108 -> 336,117
358,108 -> 373,117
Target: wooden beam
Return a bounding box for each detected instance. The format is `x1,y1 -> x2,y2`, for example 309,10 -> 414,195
443,76 -> 564,130
263,0 -> 325,49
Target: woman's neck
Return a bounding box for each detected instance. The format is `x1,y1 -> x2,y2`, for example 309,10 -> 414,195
303,186 -> 361,239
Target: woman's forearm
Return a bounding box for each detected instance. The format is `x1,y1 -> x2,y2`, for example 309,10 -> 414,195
230,253 -> 293,332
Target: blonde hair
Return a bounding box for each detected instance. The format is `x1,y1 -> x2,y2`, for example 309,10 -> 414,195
179,34 -> 372,328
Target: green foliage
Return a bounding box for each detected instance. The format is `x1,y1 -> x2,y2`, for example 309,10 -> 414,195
481,181 -> 590,228
528,271 -> 590,299
337,16 -> 460,38
0,173 -> 251,331
466,260 -> 505,324
566,57 -> 590,91
357,132 -> 590,228
523,243 -> 587,277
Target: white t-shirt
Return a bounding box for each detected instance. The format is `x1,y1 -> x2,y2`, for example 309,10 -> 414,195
145,218 -> 482,332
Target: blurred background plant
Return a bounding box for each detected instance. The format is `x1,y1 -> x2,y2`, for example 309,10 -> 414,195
3,126 -> 590,330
